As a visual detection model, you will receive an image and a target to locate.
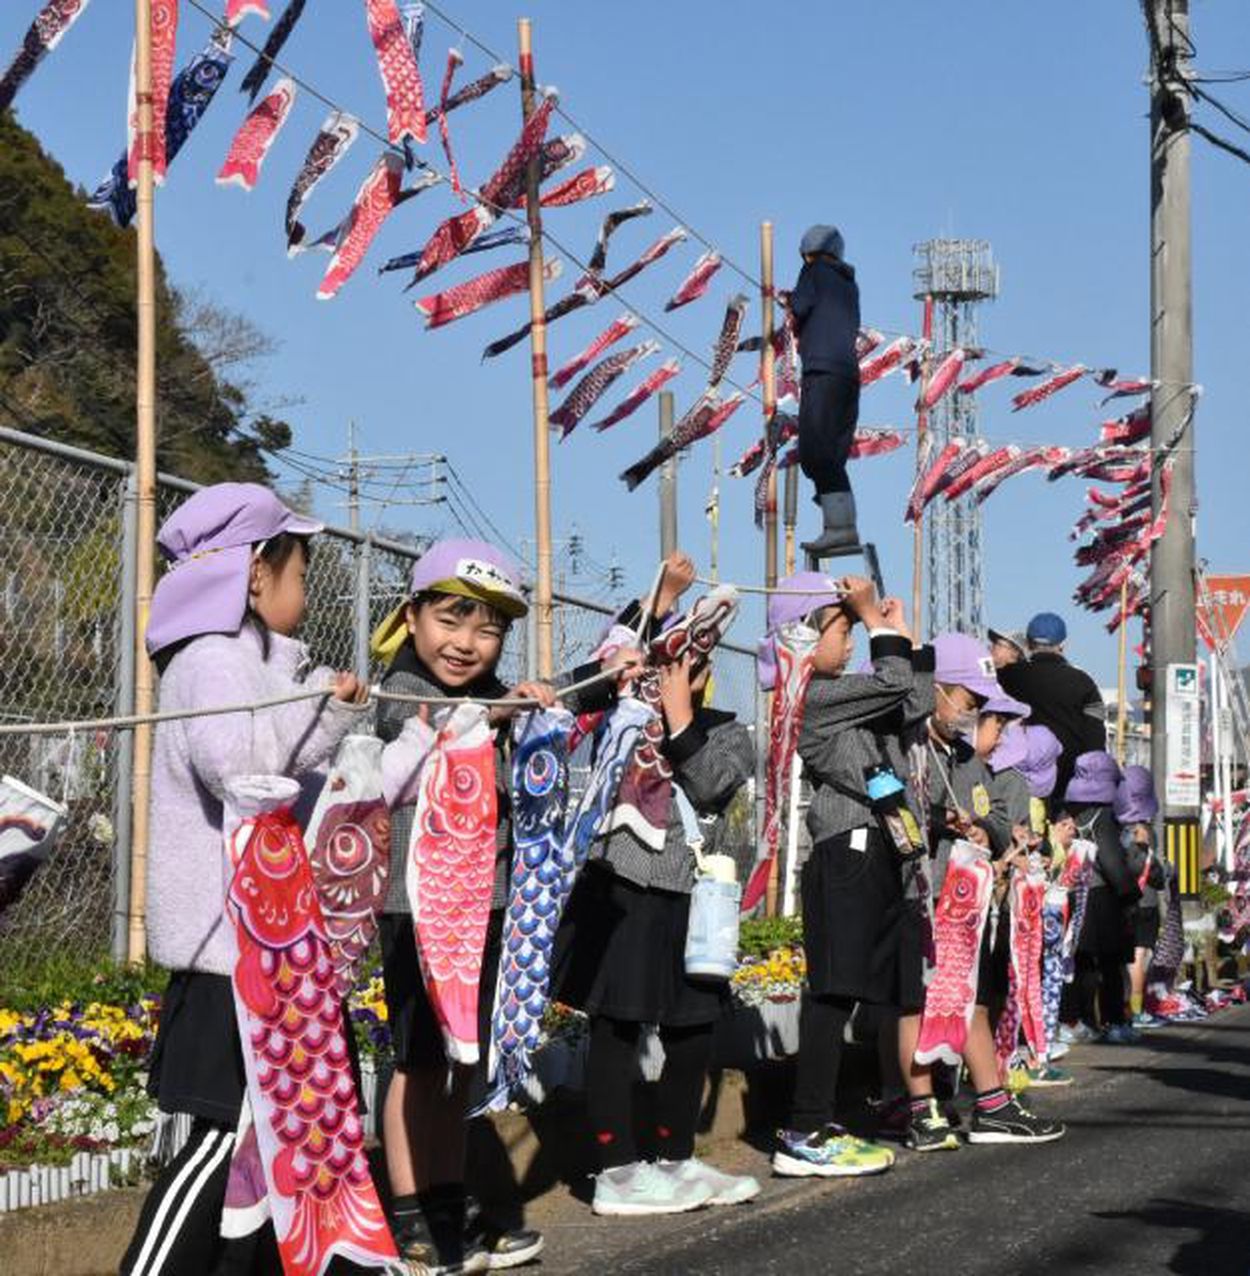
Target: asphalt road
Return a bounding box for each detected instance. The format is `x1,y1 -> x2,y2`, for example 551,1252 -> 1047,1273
536,1002 -> 1250,1275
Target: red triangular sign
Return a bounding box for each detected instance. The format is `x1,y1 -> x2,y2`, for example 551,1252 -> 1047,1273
1198,574 -> 1250,651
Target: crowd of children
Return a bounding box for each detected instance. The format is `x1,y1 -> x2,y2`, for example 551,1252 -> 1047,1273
118,479 -> 1201,1276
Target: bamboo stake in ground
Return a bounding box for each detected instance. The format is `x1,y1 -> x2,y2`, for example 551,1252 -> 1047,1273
128,0 -> 157,965
518,18 -> 553,680
912,294 -> 934,641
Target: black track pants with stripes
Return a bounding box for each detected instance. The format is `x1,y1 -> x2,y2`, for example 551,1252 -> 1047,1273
120,1119 -> 280,1276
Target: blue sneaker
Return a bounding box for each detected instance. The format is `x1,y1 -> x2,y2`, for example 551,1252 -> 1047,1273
1132,1010 -> 1167,1030
1101,1023 -> 1141,1045
591,1161 -> 712,1217
772,1125 -> 895,1178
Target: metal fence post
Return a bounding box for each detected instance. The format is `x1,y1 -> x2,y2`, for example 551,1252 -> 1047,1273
355,536 -> 372,681
112,470 -> 138,963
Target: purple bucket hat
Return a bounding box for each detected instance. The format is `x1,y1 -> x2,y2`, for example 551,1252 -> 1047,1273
1015,725 -> 1063,797
145,483 -> 322,657
933,632 -> 1002,702
1114,764 -> 1159,824
988,721 -> 1028,774
757,571 -> 843,690
1065,750 -> 1123,805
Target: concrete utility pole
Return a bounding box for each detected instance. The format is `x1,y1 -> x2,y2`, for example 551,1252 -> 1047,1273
658,390 -> 677,559
1148,0 -> 1200,896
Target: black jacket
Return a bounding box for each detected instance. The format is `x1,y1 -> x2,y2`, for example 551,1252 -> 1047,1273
998,651 -> 1107,801
791,258 -> 860,373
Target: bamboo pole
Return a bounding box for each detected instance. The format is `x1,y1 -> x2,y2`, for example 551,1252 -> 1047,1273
760,221 -> 780,916
912,295 -> 934,639
127,0 -> 157,964
518,19 -> 553,679
1115,576 -> 1130,765
783,463 -> 799,576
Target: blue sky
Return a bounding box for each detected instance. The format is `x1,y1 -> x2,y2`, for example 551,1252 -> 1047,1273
4,0 -> 1246,684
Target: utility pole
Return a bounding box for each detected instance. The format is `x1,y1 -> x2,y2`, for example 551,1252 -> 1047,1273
658,390 -> 677,559
1148,0 -> 1200,896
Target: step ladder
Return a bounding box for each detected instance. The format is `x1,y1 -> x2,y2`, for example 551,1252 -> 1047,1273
804,540 -> 886,597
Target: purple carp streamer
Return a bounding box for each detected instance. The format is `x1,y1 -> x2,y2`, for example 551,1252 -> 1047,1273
1,0 -> 94,113
551,341 -> 658,439
591,358 -> 681,433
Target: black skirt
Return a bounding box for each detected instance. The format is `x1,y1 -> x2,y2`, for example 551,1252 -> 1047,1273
803,829 -> 922,1008
551,864 -> 726,1027
1133,905 -> 1161,951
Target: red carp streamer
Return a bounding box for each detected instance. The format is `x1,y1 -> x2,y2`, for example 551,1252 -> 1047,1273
590,358 -> 681,433
708,295 -> 748,388
436,47 -> 464,193
923,348 -> 967,408
551,341 -> 658,439
942,446 -> 1015,502
664,250 -> 723,312
856,328 -> 884,360
535,164 -> 614,208
905,441 -> 959,523
860,336 -> 916,387
620,392 -> 744,490
217,78 -> 296,190
316,153 -> 430,300
958,357 -> 1018,394
415,257 -> 561,330
1011,364 -> 1087,411
365,0 -> 427,146
550,314 -> 638,390
1100,404 -> 1150,445
226,0 -> 268,21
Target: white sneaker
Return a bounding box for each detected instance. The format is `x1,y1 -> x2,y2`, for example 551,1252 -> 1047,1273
658,1158 -> 761,1206
591,1161 -> 713,1217
1047,1041 -> 1071,1061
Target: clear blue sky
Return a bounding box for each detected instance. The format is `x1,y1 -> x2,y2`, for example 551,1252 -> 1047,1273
5,0 -> 1246,684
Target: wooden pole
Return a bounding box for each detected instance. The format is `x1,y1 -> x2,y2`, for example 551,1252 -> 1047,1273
127,0 -> 157,964
1116,576 -> 1130,765
761,222 -> 778,589
783,463 -> 798,576
518,18 -> 553,679
912,295 -> 934,639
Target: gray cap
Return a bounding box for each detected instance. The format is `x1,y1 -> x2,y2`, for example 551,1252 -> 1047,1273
800,224 -> 844,260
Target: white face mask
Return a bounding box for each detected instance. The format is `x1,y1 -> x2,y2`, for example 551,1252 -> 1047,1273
935,684 -> 978,742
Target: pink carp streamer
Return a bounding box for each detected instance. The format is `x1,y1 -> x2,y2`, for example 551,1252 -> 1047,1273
926,443 -> 989,507
436,47 -> 464,193
860,336 -> 916,387
856,328 -> 884,360
620,392 -> 744,491
317,153 -> 430,300
226,0 -> 269,21
1100,404 -> 1150,445
1,0 -> 94,114
365,0 -> 427,146
906,441 -> 960,522
850,427 -> 906,459
996,869 -> 1048,1074
590,358 -> 681,433
942,445 -> 1015,502
915,842 -> 994,1067
664,250 -> 723,312
407,705 -> 498,1065
480,90 -> 557,209
535,164 -> 614,208
1099,376 -> 1154,404
416,257 -> 561,330
551,341 -> 658,439
223,779 -> 397,1276
285,112 -> 360,256
922,348 -> 967,408
958,357 -> 1019,394
1011,364 -> 1087,411
742,623 -> 816,913
217,78 -> 297,191
708,295 -> 748,388
550,314 -> 639,390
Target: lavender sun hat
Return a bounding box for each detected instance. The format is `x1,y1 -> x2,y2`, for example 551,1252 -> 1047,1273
757,571 -> 843,691
1065,751 -> 1123,805
145,483 -> 323,657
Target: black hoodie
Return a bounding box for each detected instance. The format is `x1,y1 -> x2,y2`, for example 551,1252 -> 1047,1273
790,257 -> 860,374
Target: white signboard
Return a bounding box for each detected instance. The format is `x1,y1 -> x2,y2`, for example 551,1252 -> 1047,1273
1164,662 -> 1200,808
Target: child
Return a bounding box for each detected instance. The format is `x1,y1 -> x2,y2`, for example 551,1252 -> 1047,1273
899,634 -> 1065,1147
772,574 -> 929,1177
791,224 -> 863,555
1114,765 -> 1167,1030
373,538 -> 633,1274
553,559 -> 759,1217
122,484 -> 368,1275
1065,751 -> 1140,1043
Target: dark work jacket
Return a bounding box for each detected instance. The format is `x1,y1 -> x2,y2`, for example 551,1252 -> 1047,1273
790,258 -> 860,373
998,651 -> 1107,801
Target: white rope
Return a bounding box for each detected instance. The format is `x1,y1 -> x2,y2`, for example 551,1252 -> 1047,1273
694,575 -> 841,597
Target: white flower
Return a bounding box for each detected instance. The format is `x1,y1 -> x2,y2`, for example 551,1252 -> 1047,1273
87,813 -> 115,846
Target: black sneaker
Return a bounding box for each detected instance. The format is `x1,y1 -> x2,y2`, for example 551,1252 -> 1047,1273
465,1196 -> 544,1270
904,1098 -> 961,1153
393,1197 -> 489,1276
967,1095 -> 1065,1145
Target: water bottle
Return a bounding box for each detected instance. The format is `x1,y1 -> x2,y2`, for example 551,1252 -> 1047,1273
684,853 -> 741,980
864,763 -> 926,858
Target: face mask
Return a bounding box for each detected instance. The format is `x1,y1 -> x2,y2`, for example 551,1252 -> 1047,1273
936,685 -> 978,743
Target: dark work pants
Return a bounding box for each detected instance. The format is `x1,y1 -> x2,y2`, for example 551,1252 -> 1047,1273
789,993 -> 856,1133
1076,953 -> 1127,1029
798,369 -> 860,496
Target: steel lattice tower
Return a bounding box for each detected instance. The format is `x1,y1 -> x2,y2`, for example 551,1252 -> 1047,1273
912,239 -> 999,638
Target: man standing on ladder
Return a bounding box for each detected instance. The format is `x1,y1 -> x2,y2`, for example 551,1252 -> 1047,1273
792,225 -> 863,558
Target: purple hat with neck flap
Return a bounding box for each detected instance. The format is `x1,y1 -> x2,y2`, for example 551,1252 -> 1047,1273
1114,765 -> 1159,824
757,571 -> 843,690
1065,750 -> 1123,805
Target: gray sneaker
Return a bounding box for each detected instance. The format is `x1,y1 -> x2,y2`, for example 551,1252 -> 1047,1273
591,1161 -> 713,1217
657,1157 -> 761,1206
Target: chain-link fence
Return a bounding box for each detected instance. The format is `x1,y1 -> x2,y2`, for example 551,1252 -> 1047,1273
0,426 -> 762,993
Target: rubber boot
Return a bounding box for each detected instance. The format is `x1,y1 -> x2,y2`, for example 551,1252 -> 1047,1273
801,491 -> 860,558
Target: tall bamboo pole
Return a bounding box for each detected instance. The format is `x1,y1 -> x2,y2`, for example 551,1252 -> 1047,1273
760,222 -> 780,915
912,296 -> 934,638
1115,577 -> 1130,765
127,0 -> 157,964
518,19 -> 553,679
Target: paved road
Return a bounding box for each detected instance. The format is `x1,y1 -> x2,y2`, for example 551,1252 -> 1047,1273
535,1003 -> 1250,1275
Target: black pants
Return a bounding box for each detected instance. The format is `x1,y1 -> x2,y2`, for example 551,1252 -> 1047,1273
798,369 -> 860,496
120,1119 -> 279,1276
1076,953 -> 1127,1029
586,1016 -> 715,1170
789,993 -> 856,1134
